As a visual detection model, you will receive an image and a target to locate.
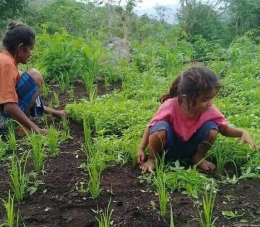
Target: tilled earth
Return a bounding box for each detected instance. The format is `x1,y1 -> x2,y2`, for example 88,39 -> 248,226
0,82 -> 260,227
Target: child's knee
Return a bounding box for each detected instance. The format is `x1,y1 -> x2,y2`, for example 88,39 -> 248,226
207,129 -> 218,142
27,68 -> 44,87
149,130 -> 167,145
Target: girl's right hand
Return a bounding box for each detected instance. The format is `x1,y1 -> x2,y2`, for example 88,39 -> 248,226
238,130 -> 258,151
137,149 -> 146,164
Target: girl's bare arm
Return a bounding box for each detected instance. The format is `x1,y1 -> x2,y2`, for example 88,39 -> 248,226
137,127 -> 150,164
219,125 -> 258,150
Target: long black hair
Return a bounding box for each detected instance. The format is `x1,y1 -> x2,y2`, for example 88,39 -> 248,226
2,21 -> 35,55
160,66 -> 223,106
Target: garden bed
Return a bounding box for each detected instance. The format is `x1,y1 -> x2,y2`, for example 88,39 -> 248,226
0,82 -> 260,227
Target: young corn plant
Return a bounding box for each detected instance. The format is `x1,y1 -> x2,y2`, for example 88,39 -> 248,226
2,191 -> 19,227
68,87 -> 75,101
53,92 -> 60,108
30,133 -> 46,172
7,123 -> 17,152
170,203 -> 175,227
41,83 -> 50,99
199,180 -> 218,227
89,85 -> 98,104
46,126 -> 60,158
58,117 -> 71,141
85,141 -> 106,199
9,151 -> 30,202
83,118 -> 92,144
211,142 -> 238,175
154,154 -> 169,216
0,135 -> 8,158
95,199 -> 113,227
83,118 -> 106,198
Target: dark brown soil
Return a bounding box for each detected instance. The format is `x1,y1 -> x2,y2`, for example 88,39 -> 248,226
1,82 -> 260,227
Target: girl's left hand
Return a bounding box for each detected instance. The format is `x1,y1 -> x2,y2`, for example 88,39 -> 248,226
238,130 -> 258,151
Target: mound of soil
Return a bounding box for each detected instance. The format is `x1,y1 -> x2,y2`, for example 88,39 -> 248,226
0,82 -> 260,227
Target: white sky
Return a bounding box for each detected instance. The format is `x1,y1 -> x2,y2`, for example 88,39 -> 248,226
135,0 -> 179,10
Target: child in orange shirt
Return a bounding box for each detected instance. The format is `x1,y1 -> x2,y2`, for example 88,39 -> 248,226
0,21 -> 65,135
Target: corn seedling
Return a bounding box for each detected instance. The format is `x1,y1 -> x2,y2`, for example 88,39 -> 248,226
211,142 -> 238,175
199,180 -> 218,227
53,92 -> 60,107
170,203 -> 175,227
48,100 -> 53,109
85,143 -> 106,198
89,85 -> 98,104
154,154 -> 169,216
9,151 -> 30,202
6,123 -> 17,152
60,117 -> 71,139
68,87 -> 75,100
41,83 -> 50,99
46,126 -> 60,157
30,133 -> 46,172
84,122 -> 106,198
2,191 -> 19,227
0,136 -> 8,158
95,199 -> 113,227
82,71 -> 95,95
83,117 -> 92,144
59,72 -> 72,93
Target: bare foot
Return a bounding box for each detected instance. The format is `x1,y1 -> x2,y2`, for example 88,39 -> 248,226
196,159 -> 215,170
139,159 -> 155,172
192,155 -> 215,170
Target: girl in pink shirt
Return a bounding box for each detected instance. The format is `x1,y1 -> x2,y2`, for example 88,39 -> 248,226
137,66 -> 258,171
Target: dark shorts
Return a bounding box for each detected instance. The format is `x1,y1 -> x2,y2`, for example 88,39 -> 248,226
149,120 -> 218,160
0,72 -> 44,131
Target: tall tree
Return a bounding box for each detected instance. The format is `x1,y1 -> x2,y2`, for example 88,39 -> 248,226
226,0 -> 260,36
177,0 -> 229,42
0,0 -> 30,33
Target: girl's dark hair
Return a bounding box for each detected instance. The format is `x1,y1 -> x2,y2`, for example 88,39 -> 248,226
160,66 -> 223,105
2,21 -> 35,55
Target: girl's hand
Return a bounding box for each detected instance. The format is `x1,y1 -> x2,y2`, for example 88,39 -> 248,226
137,149 -> 146,164
238,130 -> 258,151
